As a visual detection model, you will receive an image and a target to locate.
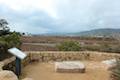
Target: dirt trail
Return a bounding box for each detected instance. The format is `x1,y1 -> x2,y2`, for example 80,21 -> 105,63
22,61 -> 110,80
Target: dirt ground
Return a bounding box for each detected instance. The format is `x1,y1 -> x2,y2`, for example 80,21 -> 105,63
22,61 -> 110,80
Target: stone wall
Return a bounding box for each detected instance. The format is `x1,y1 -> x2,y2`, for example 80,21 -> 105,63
1,51 -> 120,72
2,57 -> 16,72
0,53 -> 30,74
26,51 -> 120,62
0,55 -> 31,80
0,51 -> 120,80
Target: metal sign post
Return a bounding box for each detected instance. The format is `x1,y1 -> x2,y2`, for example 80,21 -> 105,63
8,47 -> 27,77
15,57 -> 21,77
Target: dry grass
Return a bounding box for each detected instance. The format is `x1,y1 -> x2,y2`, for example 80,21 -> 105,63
22,61 -> 110,80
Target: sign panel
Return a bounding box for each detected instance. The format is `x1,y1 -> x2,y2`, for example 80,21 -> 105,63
8,47 -> 27,60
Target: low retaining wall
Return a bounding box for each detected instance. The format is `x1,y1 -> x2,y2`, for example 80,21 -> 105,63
2,57 -> 16,72
27,51 -> 120,62
0,53 -> 30,74
1,51 -> 120,73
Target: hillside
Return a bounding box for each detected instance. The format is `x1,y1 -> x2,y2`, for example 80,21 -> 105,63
70,28 -> 120,37
38,28 -> 120,37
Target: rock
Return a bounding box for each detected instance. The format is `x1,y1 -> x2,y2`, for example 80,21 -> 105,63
0,70 -> 18,80
102,59 -> 117,70
22,78 -> 33,80
0,62 -> 4,71
55,61 -> 85,73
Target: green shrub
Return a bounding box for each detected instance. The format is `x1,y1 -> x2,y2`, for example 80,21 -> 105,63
57,41 -> 81,51
0,19 -> 21,60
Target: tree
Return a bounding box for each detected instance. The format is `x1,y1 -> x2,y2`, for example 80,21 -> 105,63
57,41 -> 81,51
0,19 -> 10,36
0,19 -> 21,60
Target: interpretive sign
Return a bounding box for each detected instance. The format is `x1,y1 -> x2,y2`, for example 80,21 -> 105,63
8,47 -> 27,77
8,47 -> 27,60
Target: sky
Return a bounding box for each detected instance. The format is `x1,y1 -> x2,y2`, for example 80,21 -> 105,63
0,0 -> 120,34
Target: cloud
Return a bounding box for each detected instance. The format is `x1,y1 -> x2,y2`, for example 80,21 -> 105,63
0,0 -> 120,34
56,0 -> 120,30
0,0 -> 58,18
0,5 -> 55,34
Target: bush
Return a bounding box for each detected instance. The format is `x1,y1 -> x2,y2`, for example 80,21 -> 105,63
0,32 -> 21,60
57,41 -> 81,51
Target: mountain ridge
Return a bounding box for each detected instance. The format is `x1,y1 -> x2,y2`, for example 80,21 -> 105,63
71,28 -> 120,37
33,28 -> 120,37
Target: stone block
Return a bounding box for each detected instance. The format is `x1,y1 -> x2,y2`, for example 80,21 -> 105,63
55,61 -> 85,73
102,59 -> 117,70
0,62 -> 4,71
0,70 -> 18,80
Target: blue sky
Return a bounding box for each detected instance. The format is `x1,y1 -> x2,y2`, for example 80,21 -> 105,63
0,0 -> 120,34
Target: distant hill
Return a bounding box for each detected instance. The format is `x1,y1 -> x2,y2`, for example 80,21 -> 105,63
33,28 -> 120,38
69,28 -> 120,37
